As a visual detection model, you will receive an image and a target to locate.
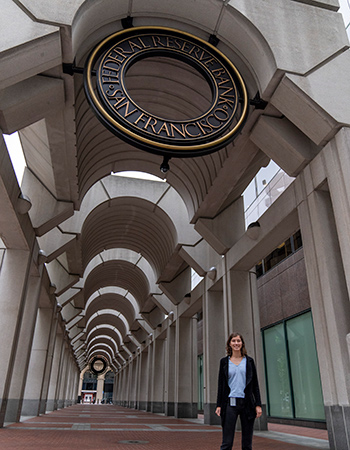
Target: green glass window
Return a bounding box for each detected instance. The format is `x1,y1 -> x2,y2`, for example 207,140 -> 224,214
264,323 -> 293,418
286,312 -> 325,420
263,311 -> 325,421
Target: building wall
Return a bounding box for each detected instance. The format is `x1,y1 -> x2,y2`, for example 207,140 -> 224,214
258,248 -> 310,329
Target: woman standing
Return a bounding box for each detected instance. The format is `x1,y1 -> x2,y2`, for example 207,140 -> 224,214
216,332 -> 262,450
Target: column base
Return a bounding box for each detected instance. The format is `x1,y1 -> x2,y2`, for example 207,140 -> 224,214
45,399 -> 55,412
204,403 -> 221,425
39,399 -> 46,415
138,401 -> 147,411
165,402 -> 174,416
325,405 -> 350,450
21,399 -> 39,417
4,398 -> 21,424
174,402 -> 197,418
151,401 -> 164,414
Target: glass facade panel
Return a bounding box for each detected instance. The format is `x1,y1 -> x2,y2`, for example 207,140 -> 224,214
293,230 -> 303,251
264,324 -> 293,418
285,237 -> 292,257
82,371 -> 97,390
286,312 -> 325,420
256,230 -> 303,278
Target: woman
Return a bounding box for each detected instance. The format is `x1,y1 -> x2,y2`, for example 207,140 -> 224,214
216,332 -> 262,450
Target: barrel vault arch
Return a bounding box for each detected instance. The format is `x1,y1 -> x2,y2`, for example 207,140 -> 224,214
1,1 -> 350,446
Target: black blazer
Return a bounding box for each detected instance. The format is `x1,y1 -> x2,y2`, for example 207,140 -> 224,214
216,355 -> 262,424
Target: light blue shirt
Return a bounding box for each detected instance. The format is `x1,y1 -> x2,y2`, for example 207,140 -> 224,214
228,356 -> 246,399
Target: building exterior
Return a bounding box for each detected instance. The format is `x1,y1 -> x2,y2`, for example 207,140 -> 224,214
1,1 -> 350,449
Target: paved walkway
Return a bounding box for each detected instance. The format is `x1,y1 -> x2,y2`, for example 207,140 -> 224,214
0,404 -> 330,450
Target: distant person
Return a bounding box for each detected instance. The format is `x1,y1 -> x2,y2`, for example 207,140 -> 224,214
216,332 -> 262,450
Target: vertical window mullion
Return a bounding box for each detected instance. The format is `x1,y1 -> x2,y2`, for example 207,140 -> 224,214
262,330 -> 270,417
284,319 -> 296,419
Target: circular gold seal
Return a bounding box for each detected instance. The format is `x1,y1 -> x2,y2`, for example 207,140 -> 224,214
90,356 -> 107,375
84,27 -> 249,157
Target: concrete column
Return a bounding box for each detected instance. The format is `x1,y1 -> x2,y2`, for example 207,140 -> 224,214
21,306 -> 54,417
151,338 -> 165,413
1,262 -> 43,424
0,249 -> 31,426
74,370 -> 79,404
225,267 -> 267,430
112,371 -> 117,404
115,369 -> 122,405
174,317 -> 198,418
113,371 -> 120,405
115,369 -> 121,405
119,365 -> 125,406
64,357 -> 72,407
135,353 -> 142,409
68,357 -> 76,406
96,373 -> 104,404
146,343 -> 153,412
56,342 -> 69,409
126,360 -> 133,407
203,290 -> 225,425
46,329 -> 64,412
124,359 -> 132,408
298,185 -> 350,450
130,356 -> 139,409
322,129 -> 350,298
164,324 -> 175,416
38,306 -> 59,414
78,372 -> 84,403
120,365 -> 128,407
138,350 -> 148,410
68,366 -> 76,406
74,369 -> 79,404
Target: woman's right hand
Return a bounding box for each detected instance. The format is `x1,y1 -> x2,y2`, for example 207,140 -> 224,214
215,407 -> 221,416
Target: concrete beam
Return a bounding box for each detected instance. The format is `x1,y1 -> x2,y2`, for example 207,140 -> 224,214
0,76 -> 65,134
270,74 -> 339,146
21,169 -> 74,237
179,239 -> 221,277
195,197 -> 245,255
151,293 -> 173,315
45,259 -> 79,297
0,135 -> 33,250
37,227 -> 76,263
225,182 -> 300,272
159,267 -> 191,305
0,2 -> 61,91
250,115 -> 319,177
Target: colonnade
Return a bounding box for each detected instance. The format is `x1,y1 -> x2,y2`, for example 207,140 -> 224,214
0,241 -> 79,426
112,264 -> 267,429
2,129 -> 350,449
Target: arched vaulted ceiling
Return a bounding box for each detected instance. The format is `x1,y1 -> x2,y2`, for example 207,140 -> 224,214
2,0 -> 345,371
84,261 -> 149,310
81,198 -> 177,275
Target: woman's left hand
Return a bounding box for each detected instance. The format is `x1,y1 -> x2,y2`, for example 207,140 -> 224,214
256,406 -> 262,418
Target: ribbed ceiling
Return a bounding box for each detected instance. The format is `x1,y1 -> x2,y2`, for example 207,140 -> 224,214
85,293 -> 137,327
83,260 -> 150,310
81,197 -> 177,276
74,58 -> 230,218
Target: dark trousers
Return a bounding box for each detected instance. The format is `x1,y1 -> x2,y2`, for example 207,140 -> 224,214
220,399 -> 255,450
